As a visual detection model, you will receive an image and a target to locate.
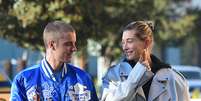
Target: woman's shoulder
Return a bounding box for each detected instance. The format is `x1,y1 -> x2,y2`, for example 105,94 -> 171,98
155,67 -> 186,82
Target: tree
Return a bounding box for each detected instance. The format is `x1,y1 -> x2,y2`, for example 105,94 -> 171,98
0,0 -> 196,66
187,8 -> 201,66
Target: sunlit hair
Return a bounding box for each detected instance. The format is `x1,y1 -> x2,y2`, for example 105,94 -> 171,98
122,21 -> 154,49
43,21 -> 75,48
123,21 -> 154,41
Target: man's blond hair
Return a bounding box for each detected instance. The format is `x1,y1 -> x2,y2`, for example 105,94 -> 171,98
43,21 -> 75,48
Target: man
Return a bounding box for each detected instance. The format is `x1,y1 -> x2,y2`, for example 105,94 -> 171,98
10,21 -> 98,101
101,21 -> 190,101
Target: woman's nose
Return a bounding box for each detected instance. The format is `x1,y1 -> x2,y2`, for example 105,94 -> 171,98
122,42 -> 128,50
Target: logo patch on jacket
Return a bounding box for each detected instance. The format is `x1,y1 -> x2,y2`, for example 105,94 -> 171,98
26,86 -> 40,101
42,82 -> 55,99
26,83 -> 56,100
67,83 -> 91,101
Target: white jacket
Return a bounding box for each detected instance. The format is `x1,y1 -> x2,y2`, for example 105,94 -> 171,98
101,62 -> 190,101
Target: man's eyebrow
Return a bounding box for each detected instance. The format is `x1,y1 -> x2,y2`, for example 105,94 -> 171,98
122,38 -> 133,41
126,38 -> 134,40
63,41 -> 72,44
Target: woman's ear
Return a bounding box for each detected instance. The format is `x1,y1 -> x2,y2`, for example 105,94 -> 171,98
144,38 -> 151,49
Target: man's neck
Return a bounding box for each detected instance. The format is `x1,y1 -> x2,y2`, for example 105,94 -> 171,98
46,55 -> 63,71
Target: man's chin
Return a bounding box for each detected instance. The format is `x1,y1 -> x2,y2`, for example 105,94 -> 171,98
63,59 -> 71,63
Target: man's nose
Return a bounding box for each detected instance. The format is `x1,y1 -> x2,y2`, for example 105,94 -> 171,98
72,44 -> 77,52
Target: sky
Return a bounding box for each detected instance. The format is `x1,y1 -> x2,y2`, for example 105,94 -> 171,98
192,0 -> 201,9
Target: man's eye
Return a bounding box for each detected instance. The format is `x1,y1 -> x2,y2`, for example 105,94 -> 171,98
127,40 -> 134,43
64,42 -> 77,47
64,42 -> 72,46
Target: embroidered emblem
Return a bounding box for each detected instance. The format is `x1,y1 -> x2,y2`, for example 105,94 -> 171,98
42,82 -> 55,99
68,83 -> 91,101
26,86 -> 39,101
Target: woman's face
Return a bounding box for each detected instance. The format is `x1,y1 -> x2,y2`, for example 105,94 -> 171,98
121,30 -> 145,62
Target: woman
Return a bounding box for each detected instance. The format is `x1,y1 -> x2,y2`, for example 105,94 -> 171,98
101,21 -> 190,101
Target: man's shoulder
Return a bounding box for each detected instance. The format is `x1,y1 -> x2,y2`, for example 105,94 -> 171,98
68,64 -> 85,72
67,64 -> 91,78
15,64 -> 40,79
20,64 -> 40,73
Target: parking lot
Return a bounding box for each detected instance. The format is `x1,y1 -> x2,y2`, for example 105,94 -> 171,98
172,65 -> 201,100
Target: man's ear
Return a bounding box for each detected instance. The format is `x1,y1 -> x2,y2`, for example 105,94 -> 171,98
48,40 -> 56,50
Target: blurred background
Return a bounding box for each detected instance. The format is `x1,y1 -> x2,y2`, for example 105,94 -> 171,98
0,0 -> 201,100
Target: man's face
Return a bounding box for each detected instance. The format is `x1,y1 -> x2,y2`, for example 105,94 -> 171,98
54,32 -> 77,63
122,30 -> 145,62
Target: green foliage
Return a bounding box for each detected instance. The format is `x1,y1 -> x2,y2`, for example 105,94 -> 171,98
156,15 -> 196,46
0,0 -> 197,59
188,8 -> 201,40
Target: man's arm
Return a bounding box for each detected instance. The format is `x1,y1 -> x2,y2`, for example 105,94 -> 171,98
83,72 -> 99,101
10,75 -> 27,101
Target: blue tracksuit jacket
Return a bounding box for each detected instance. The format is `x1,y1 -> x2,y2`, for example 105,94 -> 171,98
10,58 -> 98,101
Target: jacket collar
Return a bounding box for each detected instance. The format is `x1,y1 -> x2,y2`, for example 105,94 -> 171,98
123,54 -> 171,73
41,58 -> 68,82
150,55 -> 171,74
148,69 -> 169,101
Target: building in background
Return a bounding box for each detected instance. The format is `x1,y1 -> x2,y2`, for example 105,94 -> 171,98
0,38 -> 43,80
